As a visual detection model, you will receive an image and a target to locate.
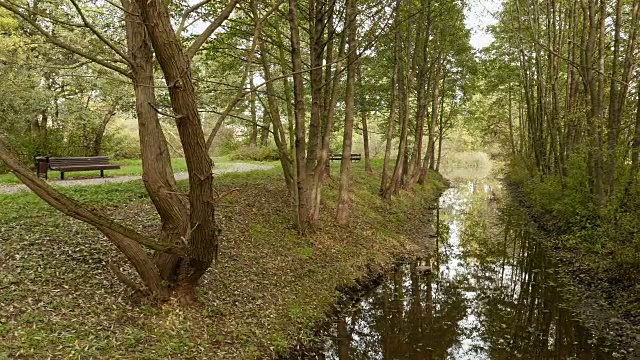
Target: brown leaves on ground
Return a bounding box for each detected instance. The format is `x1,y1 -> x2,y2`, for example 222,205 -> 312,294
0,165 -> 445,359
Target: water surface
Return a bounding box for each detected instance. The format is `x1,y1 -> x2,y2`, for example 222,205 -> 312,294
315,177 -> 612,359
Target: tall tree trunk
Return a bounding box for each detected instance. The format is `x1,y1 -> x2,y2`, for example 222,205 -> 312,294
508,84 -> 516,157
357,63 -> 372,173
407,0 -> 431,184
627,81 -> 640,191
361,109 -> 372,173
288,0 -> 311,233
135,0 -> 217,302
380,59 -> 398,197
310,0 -> 344,222
306,0 -> 326,225
336,0 -> 357,225
419,55 -> 442,183
386,0 -> 409,197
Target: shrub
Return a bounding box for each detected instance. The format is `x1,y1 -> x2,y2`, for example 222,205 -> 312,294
230,145 -> 280,162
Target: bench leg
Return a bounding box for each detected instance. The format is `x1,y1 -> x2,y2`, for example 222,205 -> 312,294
45,171 -> 48,180
60,172 -> 64,180
100,169 -> 104,178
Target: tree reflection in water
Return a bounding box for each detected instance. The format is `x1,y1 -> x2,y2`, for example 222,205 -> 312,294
317,180 -> 612,360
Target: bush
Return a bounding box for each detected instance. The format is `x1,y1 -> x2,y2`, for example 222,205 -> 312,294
210,126 -> 240,157
230,145 -> 280,162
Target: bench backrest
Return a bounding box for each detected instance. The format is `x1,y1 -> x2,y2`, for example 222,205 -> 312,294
49,156 -> 112,167
330,153 -> 361,158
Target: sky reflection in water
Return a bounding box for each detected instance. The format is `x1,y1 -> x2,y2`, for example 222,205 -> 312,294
317,176 -> 610,360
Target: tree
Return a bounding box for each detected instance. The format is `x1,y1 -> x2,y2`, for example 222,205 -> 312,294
336,0 -> 358,224
0,0 -> 238,303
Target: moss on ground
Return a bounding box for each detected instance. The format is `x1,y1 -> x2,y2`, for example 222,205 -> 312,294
0,163 -> 446,359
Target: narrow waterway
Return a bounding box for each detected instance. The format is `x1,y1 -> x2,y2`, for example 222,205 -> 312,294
313,174 -> 614,359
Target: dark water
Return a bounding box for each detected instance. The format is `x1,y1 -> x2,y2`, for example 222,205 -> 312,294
314,180 -> 614,359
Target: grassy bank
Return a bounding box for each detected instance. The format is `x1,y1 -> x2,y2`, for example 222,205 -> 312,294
505,161 -> 640,331
0,162 -> 446,359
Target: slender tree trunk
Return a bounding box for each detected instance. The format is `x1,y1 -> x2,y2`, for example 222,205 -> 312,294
507,84 -> 517,157
356,62 -> 372,173
419,55 -> 442,183
288,0 -> 311,233
361,110 -> 372,173
92,103 -> 118,156
336,0 -> 357,225
257,36 -> 295,196
386,0 -> 409,197
380,57 -> 398,197
627,81 -> 640,190
249,75 -> 258,147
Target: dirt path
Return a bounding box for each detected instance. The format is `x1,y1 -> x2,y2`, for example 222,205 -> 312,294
0,163 -> 273,194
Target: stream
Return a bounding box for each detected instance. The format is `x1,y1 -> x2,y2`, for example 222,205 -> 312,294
311,174 -> 616,359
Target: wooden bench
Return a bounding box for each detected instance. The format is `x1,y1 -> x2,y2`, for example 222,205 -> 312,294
36,156 -> 121,180
329,153 -> 362,162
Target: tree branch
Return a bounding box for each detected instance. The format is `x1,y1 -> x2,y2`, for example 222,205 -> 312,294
176,0 -> 211,38
149,102 -> 185,119
185,0 -> 240,60
68,0 -> 133,67
0,0 -> 131,77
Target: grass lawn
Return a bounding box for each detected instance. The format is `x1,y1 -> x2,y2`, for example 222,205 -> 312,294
0,162 -> 446,359
0,157 -> 232,185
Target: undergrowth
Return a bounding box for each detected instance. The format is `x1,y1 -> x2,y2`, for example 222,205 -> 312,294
505,158 -> 640,325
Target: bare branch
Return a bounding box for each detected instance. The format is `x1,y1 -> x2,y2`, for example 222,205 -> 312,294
204,48 -> 352,150
204,0 -> 285,149
185,0 -> 240,60
176,0 -> 211,38
200,108 -> 275,134
149,102 -> 185,119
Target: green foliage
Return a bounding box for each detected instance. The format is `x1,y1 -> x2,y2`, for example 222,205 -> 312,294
230,145 -> 280,162
506,156 -> 640,318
